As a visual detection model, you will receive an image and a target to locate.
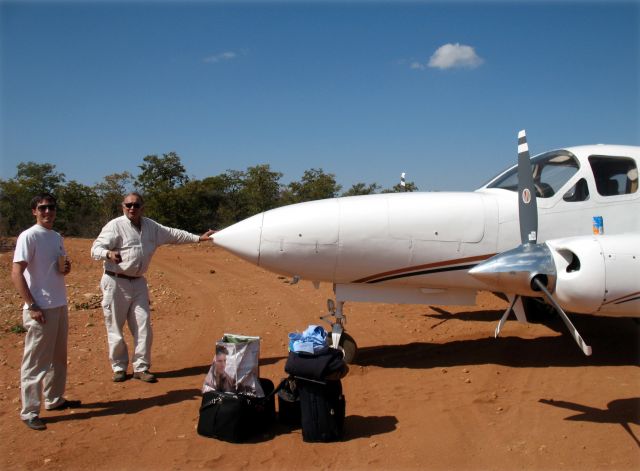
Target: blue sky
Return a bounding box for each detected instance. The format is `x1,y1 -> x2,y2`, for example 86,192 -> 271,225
1,0 -> 639,192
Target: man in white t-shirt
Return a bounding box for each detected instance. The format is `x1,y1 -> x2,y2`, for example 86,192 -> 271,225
11,193 -> 81,431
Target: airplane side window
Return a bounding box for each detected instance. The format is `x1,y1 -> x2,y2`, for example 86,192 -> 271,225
589,155 -> 638,197
562,178 -> 590,202
532,153 -> 579,198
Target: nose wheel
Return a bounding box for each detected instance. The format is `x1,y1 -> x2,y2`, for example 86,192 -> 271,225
321,299 -> 358,363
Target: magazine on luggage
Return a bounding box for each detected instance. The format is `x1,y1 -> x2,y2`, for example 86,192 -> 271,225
202,334 -> 264,397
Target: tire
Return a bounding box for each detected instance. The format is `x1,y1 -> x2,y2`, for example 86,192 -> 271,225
328,332 -> 358,364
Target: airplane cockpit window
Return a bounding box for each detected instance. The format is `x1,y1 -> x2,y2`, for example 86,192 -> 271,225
589,155 -> 638,196
486,150 -> 580,198
563,178 -> 590,202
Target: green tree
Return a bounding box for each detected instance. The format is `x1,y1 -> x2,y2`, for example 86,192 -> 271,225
136,152 -> 188,193
342,182 -> 381,196
15,161 -> 66,194
242,164 -> 283,215
282,168 -> 342,204
172,178 -> 225,233
0,162 -> 66,236
56,181 -> 102,237
382,181 -> 419,193
93,172 -> 134,225
136,152 -> 188,226
213,170 -> 249,227
0,179 -> 28,236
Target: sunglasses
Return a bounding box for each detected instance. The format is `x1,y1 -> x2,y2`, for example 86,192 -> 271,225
36,204 -> 57,212
123,202 -> 142,209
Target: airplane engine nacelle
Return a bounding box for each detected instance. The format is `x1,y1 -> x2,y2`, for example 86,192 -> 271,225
548,234 -> 640,316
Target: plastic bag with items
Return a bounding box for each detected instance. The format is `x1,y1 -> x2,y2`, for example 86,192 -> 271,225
202,333 -> 264,397
288,324 -> 329,355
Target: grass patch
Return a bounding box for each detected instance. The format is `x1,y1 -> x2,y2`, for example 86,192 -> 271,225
8,323 -> 26,334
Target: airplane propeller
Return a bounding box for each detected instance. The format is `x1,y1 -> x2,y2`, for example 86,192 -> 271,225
469,130 -> 592,356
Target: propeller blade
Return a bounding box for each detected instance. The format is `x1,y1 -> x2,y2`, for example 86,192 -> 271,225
517,130 -> 538,245
532,278 -> 593,356
495,295 -> 518,338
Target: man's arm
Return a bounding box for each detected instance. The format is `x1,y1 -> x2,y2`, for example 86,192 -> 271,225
155,221 -> 214,246
11,261 -> 45,324
91,221 -> 122,263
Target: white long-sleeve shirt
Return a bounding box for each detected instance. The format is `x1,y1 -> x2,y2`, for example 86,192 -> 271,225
91,216 -> 200,277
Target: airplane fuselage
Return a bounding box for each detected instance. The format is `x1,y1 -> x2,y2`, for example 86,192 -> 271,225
214,144 -> 640,317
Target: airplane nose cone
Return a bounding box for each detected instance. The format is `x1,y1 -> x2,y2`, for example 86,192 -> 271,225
468,243 -> 556,296
212,212 -> 264,265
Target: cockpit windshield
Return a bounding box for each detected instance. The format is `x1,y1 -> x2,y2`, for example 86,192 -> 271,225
486,150 -> 580,198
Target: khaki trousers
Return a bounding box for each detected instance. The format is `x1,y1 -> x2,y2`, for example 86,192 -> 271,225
20,305 -> 68,420
100,273 -> 152,373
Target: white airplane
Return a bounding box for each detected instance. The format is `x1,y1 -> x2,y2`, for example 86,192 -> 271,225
212,132 -> 640,360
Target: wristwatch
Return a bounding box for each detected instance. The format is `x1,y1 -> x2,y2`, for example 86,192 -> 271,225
28,303 -> 39,311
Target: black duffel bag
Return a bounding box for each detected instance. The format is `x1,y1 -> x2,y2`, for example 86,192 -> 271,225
197,378 -> 276,442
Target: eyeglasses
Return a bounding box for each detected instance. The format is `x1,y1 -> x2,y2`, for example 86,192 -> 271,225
36,204 -> 57,212
123,202 -> 142,209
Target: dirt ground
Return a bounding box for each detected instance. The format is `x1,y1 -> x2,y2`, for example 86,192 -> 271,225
0,238 -> 638,471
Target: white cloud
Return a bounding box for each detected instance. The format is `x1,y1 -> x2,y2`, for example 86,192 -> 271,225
427,43 -> 484,70
203,51 -> 238,64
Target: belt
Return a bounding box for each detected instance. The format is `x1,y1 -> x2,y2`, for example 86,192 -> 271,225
105,270 -> 140,281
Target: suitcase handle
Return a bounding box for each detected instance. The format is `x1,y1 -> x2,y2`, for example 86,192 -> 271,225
200,378 -> 287,412
293,375 -> 327,385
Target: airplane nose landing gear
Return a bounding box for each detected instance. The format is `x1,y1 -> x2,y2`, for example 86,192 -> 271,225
321,299 -> 358,363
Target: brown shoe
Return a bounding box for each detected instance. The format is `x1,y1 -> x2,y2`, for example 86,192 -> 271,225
133,370 -> 157,383
113,370 -> 127,382
46,399 -> 82,411
23,416 -> 46,431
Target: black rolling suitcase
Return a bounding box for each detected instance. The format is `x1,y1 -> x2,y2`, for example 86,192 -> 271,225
297,377 -> 345,442
197,377 -> 276,442
283,337 -> 348,442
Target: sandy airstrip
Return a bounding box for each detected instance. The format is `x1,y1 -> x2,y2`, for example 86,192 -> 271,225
0,238 -> 638,470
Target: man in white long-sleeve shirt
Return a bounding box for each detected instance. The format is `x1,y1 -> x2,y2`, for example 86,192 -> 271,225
91,192 -> 214,383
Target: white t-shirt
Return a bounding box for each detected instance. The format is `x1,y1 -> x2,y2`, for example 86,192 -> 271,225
13,224 -> 68,309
